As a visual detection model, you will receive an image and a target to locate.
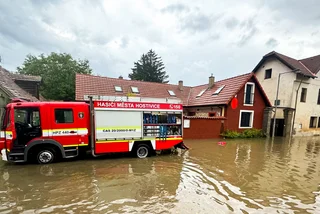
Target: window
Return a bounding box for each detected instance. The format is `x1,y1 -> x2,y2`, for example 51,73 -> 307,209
265,69 -> 272,79
55,109 -> 74,123
14,108 -> 40,127
300,88 -> 307,102
212,85 -> 225,95
309,116 -> 317,128
196,89 -> 206,98
114,86 -> 122,92
318,117 -> 320,128
239,110 -> 254,128
168,90 -> 175,96
274,100 -> 280,106
244,83 -> 255,105
317,89 -> 320,105
131,86 -> 139,93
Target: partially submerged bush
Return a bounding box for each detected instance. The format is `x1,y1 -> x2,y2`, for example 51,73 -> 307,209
221,129 -> 265,139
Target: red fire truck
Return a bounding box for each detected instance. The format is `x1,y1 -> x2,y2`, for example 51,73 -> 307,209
0,96 -> 187,164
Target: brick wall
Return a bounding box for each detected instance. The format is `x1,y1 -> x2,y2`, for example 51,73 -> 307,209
183,117 -> 226,139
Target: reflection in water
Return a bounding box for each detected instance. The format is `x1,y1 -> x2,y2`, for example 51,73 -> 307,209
1,137 -> 320,213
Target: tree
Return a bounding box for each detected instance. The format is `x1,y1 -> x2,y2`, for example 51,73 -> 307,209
17,52 -> 92,101
129,49 -> 169,83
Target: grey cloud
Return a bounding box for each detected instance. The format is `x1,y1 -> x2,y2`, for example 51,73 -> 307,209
225,17 -> 239,29
266,38 -> 279,48
180,13 -> 218,33
237,17 -> 257,46
161,3 -> 189,13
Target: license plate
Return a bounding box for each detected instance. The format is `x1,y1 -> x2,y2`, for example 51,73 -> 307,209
1,149 -> 7,161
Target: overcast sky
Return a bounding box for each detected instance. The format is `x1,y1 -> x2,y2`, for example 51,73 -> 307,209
1,0 -> 319,86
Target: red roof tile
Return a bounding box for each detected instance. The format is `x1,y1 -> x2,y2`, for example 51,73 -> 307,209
75,74 -> 192,104
187,73 -> 254,106
76,72 -> 271,107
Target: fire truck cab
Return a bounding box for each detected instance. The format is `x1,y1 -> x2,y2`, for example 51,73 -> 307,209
0,96 -> 186,164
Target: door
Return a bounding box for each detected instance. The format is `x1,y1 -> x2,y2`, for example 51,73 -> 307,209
50,105 -> 89,147
14,107 -> 42,146
270,119 -> 285,137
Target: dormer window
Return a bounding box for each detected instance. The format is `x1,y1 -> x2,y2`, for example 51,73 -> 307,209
114,86 -> 122,92
196,89 -> 206,98
168,90 -> 175,96
212,85 -> 225,95
131,86 -> 139,93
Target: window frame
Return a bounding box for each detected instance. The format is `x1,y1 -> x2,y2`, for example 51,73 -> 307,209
114,86 -> 123,92
265,69 -> 272,79
54,108 -> 74,124
196,89 -> 206,98
168,90 -> 176,96
309,116 -> 317,128
131,86 -> 139,93
243,82 -> 255,106
300,88 -> 307,103
239,110 -> 254,129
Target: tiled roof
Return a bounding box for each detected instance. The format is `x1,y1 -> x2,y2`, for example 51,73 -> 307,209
253,51 -> 318,78
0,67 -> 39,101
299,54 -> 320,74
76,72 -> 271,107
187,73 -> 254,106
76,74 -> 192,104
9,73 -> 42,82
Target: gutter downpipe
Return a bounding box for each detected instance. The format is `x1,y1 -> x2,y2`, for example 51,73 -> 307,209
291,78 -> 303,137
272,70 -> 299,139
89,96 -> 98,157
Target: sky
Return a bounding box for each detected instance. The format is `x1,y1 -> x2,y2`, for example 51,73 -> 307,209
0,0 -> 320,86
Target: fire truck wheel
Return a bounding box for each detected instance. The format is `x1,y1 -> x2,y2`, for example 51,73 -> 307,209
36,148 -> 55,164
135,144 -> 150,158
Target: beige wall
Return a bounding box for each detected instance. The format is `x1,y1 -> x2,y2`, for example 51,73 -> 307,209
255,58 -> 320,134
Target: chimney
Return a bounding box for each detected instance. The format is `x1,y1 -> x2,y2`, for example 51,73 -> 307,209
178,80 -> 183,91
208,74 -> 215,88
119,75 -> 123,79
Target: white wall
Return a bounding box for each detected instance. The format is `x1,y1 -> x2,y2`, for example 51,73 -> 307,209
254,58 -> 296,118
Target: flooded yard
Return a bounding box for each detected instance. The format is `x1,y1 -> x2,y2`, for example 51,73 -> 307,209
1,137 -> 320,213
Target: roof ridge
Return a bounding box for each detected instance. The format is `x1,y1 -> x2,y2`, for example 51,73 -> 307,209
298,61 -> 316,77
77,73 -> 192,88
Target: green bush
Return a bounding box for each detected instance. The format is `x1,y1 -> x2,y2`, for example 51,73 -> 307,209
221,129 -> 265,139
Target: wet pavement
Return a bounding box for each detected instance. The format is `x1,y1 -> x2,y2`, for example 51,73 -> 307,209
1,137 -> 320,213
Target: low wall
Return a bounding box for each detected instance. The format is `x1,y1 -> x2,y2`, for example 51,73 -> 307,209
183,116 -> 226,139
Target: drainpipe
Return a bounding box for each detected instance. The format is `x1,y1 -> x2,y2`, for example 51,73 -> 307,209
272,70 -> 299,138
291,78 -> 303,136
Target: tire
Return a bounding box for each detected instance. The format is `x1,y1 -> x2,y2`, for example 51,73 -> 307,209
135,144 -> 150,158
36,148 -> 55,164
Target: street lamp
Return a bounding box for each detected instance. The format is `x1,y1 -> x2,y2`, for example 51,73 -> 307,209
272,70 -> 299,138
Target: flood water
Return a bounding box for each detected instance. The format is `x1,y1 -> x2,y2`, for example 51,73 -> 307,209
1,137 -> 320,213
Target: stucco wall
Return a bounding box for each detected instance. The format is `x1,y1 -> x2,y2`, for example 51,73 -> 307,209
254,58 -> 296,118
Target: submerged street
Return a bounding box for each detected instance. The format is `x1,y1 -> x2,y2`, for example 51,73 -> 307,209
1,137 -> 320,213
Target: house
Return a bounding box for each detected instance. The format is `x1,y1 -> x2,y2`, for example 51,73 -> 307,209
0,66 -> 41,116
76,72 -> 271,139
252,51 -> 320,136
